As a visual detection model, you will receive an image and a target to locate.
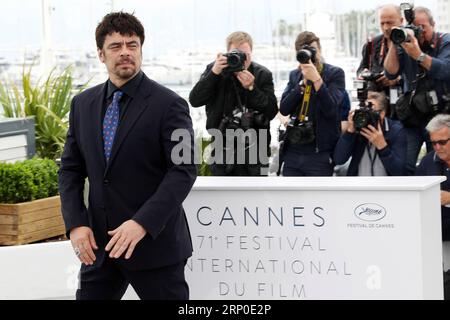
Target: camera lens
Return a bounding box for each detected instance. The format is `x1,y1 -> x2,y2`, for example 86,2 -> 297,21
227,54 -> 240,68
353,111 -> 369,132
224,51 -> 246,73
390,28 -> 409,45
297,49 -> 312,64
353,108 -> 380,132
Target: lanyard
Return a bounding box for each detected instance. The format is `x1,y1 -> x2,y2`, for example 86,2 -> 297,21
366,143 -> 378,177
297,64 -> 323,121
231,77 -> 247,112
378,38 -> 387,67
367,37 -> 387,70
298,84 -> 312,122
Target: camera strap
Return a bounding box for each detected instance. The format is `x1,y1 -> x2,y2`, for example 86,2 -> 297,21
368,37 -> 385,69
293,65 -> 323,122
366,144 -> 378,176
430,32 -> 445,51
298,84 -> 313,122
365,36 -> 387,71
231,77 -> 248,112
367,38 -> 374,71
378,37 -> 387,67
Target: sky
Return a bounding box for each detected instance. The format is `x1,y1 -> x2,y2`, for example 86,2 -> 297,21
0,0 -> 438,59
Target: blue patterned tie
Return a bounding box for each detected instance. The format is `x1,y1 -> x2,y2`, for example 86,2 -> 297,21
103,90 -> 123,162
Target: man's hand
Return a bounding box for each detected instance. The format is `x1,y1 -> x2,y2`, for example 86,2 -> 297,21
441,191 -> 450,206
105,220 -> 147,260
211,53 -> 228,75
360,122 -> 388,150
299,61 -> 321,83
400,33 -> 422,60
236,70 -> 255,90
70,226 -> 98,266
376,75 -> 400,87
347,110 -> 356,134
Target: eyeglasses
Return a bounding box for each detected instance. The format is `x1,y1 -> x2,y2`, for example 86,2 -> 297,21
430,138 -> 450,146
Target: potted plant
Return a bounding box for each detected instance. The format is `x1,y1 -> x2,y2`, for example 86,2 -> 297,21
0,158 -> 64,245
0,65 -> 87,160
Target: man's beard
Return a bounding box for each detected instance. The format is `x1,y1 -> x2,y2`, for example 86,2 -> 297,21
116,67 -> 136,79
114,57 -> 138,79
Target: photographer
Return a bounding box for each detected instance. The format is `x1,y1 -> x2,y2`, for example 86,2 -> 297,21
416,114 -> 450,241
279,31 -> 345,176
384,5 -> 450,175
334,91 -> 407,176
340,91 -> 351,133
189,31 -> 278,176
415,114 -> 450,300
357,4 -> 403,113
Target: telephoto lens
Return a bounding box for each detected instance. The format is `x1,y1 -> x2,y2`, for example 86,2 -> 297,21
390,27 -> 410,45
296,45 -> 317,64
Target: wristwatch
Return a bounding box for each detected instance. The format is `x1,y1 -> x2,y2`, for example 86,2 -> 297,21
416,52 -> 427,64
248,85 -> 254,91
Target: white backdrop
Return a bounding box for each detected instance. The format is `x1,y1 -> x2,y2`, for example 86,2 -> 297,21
184,177 -> 445,300
0,177 -> 445,300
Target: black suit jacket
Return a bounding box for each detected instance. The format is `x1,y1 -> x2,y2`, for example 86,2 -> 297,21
58,73 -> 197,271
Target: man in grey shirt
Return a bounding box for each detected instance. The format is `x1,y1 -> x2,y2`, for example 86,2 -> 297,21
334,91 -> 408,176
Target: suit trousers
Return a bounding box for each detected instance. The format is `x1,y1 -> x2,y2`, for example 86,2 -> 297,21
282,151 -> 334,176
76,258 -> 189,300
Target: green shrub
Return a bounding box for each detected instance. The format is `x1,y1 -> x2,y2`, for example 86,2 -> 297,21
0,65 -> 88,160
0,158 -> 59,204
198,137 -> 213,176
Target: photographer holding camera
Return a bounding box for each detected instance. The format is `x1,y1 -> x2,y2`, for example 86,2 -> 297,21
416,114 -> 450,300
279,31 -> 345,176
384,4 -> 450,175
334,91 -> 407,176
357,4 -> 403,112
416,114 -> 450,242
189,31 -> 278,176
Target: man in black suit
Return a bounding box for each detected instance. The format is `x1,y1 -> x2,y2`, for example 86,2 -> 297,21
189,31 -> 278,176
58,12 -> 197,300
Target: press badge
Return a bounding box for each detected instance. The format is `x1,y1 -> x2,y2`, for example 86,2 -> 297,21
390,88 -> 399,104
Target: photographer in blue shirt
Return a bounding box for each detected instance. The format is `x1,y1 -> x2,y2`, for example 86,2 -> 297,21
279,31 -> 346,176
384,5 -> 450,175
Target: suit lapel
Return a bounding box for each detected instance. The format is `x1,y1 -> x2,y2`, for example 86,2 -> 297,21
104,76 -> 153,175
295,70 -> 302,84
89,82 -> 108,170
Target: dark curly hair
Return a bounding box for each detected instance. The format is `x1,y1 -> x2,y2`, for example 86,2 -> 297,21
295,31 -> 321,52
95,12 -> 145,49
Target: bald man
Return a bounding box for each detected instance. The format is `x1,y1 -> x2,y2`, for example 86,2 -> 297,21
357,4 -> 403,108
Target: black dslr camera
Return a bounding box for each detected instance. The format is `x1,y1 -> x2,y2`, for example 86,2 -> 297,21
443,93 -> 450,113
360,70 -> 383,83
223,50 -> 247,73
218,107 -> 268,133
353,80 -> 381,133
218,108 -> 253,132
390,3 -> 423,45
285,117 -> 315,145
359,69 -> 383,91
297,45 -> 317,64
